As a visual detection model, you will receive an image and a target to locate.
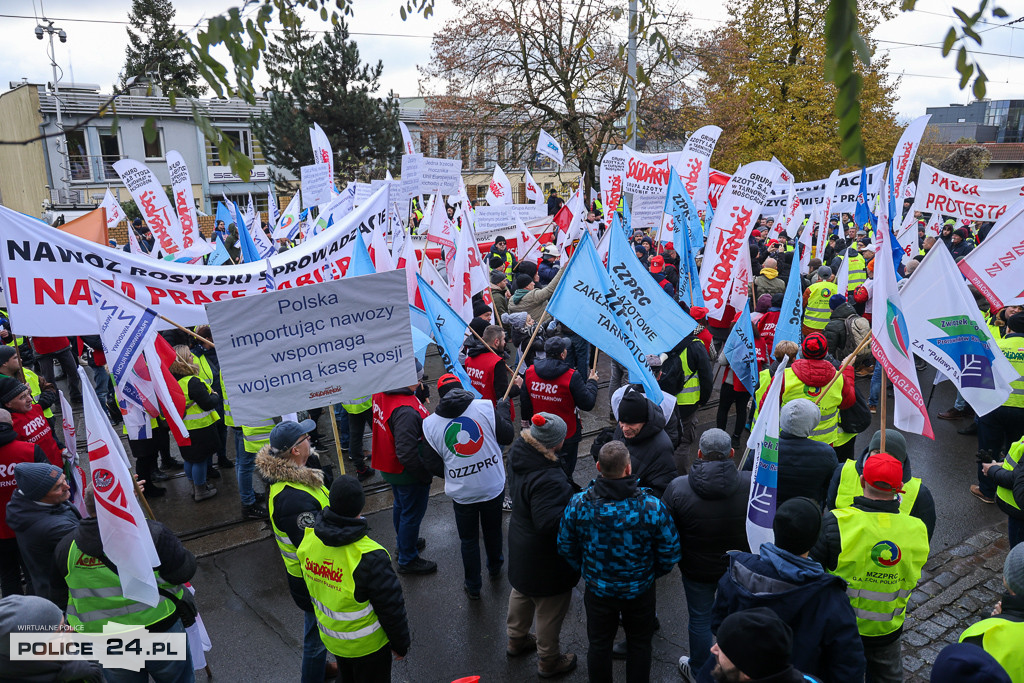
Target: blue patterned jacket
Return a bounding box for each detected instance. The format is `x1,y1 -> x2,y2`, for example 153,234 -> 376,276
557,475 -> 681,599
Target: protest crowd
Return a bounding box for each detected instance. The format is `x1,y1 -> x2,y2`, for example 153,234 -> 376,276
1,115 -> 1024,683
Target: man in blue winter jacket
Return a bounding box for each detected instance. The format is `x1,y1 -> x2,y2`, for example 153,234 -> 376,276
697,496 -> 865,683
557,440 -> 681,683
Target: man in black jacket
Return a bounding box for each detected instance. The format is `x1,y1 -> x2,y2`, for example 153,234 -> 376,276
521,336 -> 599,477
776,399 -> 839,506
662,429 -> 751,677
705,608 -> 820,683
296,476 -> 409,681
611,388 -> 678,498
505,413 -> 579,678
6,463 -> 80,607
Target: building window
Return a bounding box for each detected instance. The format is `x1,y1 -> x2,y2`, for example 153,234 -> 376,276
461,136 -> 470,165
65,129 -> 91,182
143,127 -> 165,160
97,130 -> 121,181
475,134 -> 486,169
476,184 -> 489,199
436,135 -> 446,159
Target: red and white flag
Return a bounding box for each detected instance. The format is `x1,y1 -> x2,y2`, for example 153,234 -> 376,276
99,189 -> 127,231
398,121 -> 416,156
486,164 -> 513,206
424,196 -> 456,250
523,169 -> 544,204
870,207 -> 934,438
394,226 -> 418,306
958,197 -> 1024,310
78,366 -> 161,606
419,254 -> 450,305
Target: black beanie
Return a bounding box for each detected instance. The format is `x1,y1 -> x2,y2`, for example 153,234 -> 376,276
772,497 -> 822,555
517,261 -> 538,279
329,475 -> 365,518
1006,311 -> 1024,334
473,300 -> 491,317
617,389 -> 648,424
0,346 -> 15,366
0,376 -> 28,405
514,273 -> 534,291
469,317 -> 489,338
717,607 -> 793,678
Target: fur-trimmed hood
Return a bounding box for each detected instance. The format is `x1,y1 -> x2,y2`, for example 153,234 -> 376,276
255,445 -> 325,488
518,429 -> 559,462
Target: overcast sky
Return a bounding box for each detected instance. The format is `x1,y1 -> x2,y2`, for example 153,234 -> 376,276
1,0 -> 1021,122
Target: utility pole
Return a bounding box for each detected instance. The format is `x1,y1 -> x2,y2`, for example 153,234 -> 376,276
36,18 -> 69,199
627,0 -> 637,149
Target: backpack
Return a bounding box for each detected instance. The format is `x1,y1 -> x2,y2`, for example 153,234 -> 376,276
841,314 -> 871,360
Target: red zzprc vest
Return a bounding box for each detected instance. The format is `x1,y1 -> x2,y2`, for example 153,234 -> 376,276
370,392 -> 429,475
465,352 -> 516,419
524,366 -> 578,439
0,439 -> 41,538
12,406 -> 62,467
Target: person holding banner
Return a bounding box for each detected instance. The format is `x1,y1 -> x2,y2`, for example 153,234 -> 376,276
29,336 -> 82,403
169,346 -> 223,503
0,415 -> 50,599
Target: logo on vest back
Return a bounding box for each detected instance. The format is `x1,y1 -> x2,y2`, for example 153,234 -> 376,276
443,417 -> 484,457
871,540 -> 902,567
304,558 -> 345,583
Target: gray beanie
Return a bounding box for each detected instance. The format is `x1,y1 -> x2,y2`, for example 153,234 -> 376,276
698,428 -> 733,459
0,595 -> 63,656
780,399 -> 821,438
529,412 -> 567,449
14,463 -> 63,501
1005,543 -> 1024,596
867,430 -> 908,465
817,265 -> 833,279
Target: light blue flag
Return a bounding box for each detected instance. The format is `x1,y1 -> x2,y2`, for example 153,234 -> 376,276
232,202 -> 262,263
676,227 -> 704,307
216,202 -> 234,230
665,169 -> 703,254
416,274 -> 481,398
704,203 -> 714,238
547,232 -> 662,398
606,227 -> 696,354
408,304 -> 432,364
772,252 -> 804,354
613,211 -> 630,241
622,195 -> 632,234
722,305 -> 759,394
207,236 -> 230,266
346,232 -> 376,278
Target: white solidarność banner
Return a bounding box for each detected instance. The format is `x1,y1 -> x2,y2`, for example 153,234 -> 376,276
113,159 -> 185,255
668,125 -> 722,219
763,163 -> 886,214
166,151 -> 210,256
206,270 -> 416,423
914,163 -> 1024,223
600,150 -> 628,226
0,188 -> 390,335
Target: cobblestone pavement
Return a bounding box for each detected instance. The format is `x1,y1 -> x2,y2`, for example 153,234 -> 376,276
902,520 -> 1010,681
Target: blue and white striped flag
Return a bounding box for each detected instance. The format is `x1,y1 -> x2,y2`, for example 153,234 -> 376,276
264,258 -> 276,291
745,355 -> 788,551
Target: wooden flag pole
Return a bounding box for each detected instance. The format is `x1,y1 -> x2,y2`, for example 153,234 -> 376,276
591,349 -> 601,375
467,325 -> 516,374
157,314 -> 214,349
330,405 -> 347,476
512,219 -> 557,271
812,333 -> 872,405
502,302 -> 549,401
879,371 -> 888,453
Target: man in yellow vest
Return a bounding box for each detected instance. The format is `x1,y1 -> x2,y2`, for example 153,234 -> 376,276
811,453 -> 930,683
255,419 -> 337,683
665,327 -> 713,475
976,312 -> 1024,505
53,487 -> 197,680
297,475 -> 410,680
959,543 -> 1024,679
982,436 -> 1024,548
336,396 -> 375,481
802,266 -> 837,338
831,244 -> 868,294
778,333 -> 856,447
826,430 -> 936,540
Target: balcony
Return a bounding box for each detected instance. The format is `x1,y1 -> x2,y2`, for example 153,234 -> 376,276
66,154 -> 120,183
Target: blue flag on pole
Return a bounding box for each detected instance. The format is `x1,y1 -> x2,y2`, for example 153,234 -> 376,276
232,202 -> 261,263
546,232 -> 662,398
676,233 -> 704,307
854,167 -> 876,232
665,169 -> 703,254
613,211 -> 630,241
722,305 -> 759,394
216,202 -> 234,231
606,228 -> 696,354
416,274 -> 481,398
622,195 -> 632,234
347,233 -> 376,278
408,304 -> 432,364
772,251 -> 804,353
207,236 -> 231,266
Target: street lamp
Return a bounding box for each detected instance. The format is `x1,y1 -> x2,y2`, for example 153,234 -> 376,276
36,18 -> 70,199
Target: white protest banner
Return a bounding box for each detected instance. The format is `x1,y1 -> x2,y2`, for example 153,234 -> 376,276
400,153 -> 462,198
668,125 -> 722,218
310,122 -> 334,182
958,198 -> 1024,309
166,151 -> 211,257
206,270 -> 416,422
700,161 -> 783,320
0,188 -> 389,335
623,146 -> 671,196
536,129 -> 565,166
113,159 -> 185,255
398,121 -> 416,155
915,162 -> 1024,223
99,189 -> 127,230
891,115 -> 930,205
300,164 -> 332,207
600,150 -> 628,226
763,163 -> 886,213
486,164 -> 513,206
352,182 -> 375,207
475,204 -> 547,234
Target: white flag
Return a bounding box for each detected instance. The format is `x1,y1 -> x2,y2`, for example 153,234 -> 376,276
113,159 -> 186,255
890,115 -> 931,208
399,121 -> 416,156
835,248 -> 851,295
745,356 -> 789,551
901,244 -> 1015,416
166,151 -> 212,257
798,214 -> 814,275
310,122 -> 334,184
486,164 -> 513,206
523,168 -> 544,204
424,195 -> 456,250
99,189 -> 127,230
420,254 -> 450,303
79,366 -> 161,606
958,197 -> 1024,309
370,225 -> 395,272
536,129 -> 564,166
272,194 -> 302,240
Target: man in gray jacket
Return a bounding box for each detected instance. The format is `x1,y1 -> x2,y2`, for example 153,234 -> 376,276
5,463 -> 80,607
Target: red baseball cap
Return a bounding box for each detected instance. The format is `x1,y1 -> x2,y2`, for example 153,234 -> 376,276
664,242 -> 675,251
863,453 -> 905,494
689,306 -> 709,321
649,255 -> 665,273
437,373 -> 462,394
751,229 -> 762,238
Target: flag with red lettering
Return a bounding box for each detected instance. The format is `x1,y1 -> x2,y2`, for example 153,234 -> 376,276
424,195 -> 456,250
890,115 -> 930,207
113,159 -> 187,255
871,211 -> 934,438
486,164 -> 513,206
399,121 -> 416,156
523,169 -> 544,204
310,122 -> 334,185
79,366 -> 161,606
166,151 -> 212,258
958,197 -> 1024,309
99,189 -> 127,231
